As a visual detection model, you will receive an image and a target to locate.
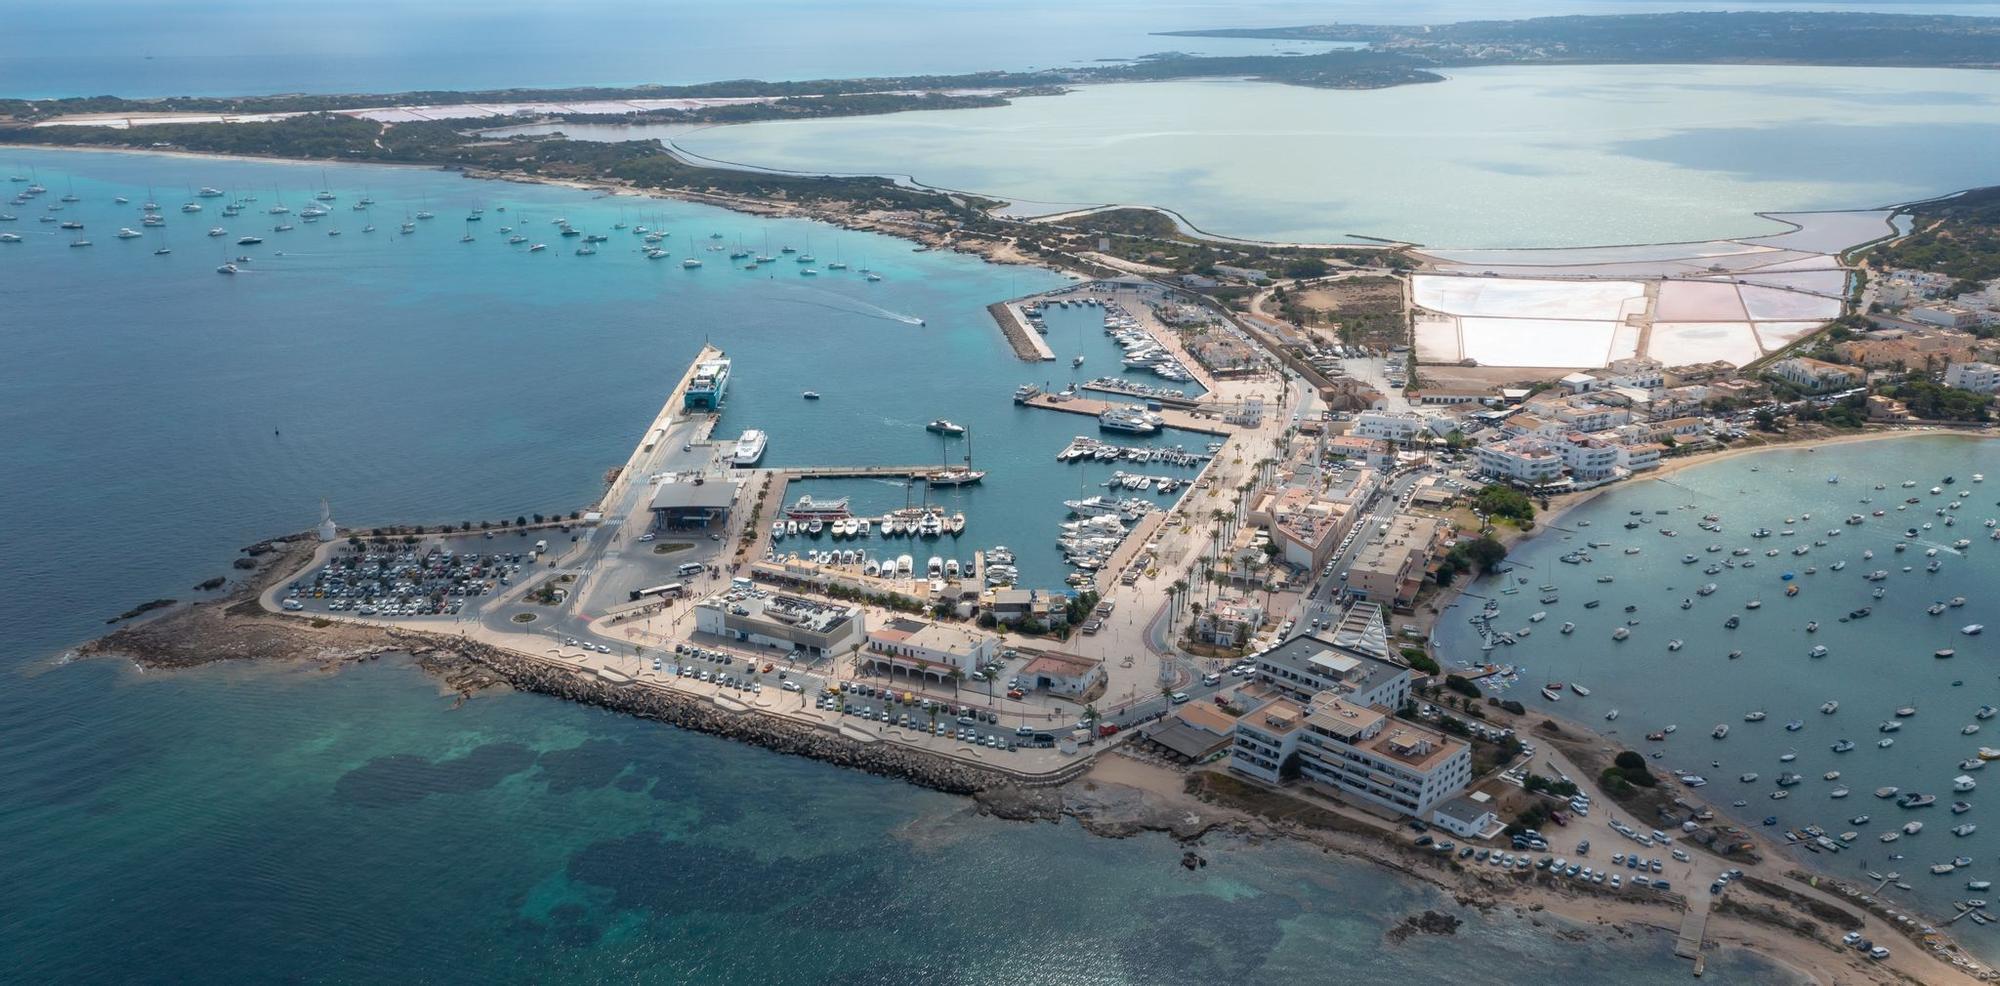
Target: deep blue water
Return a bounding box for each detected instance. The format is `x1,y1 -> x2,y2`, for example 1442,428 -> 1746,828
0,149 -> 1816,981
1435,436 -> 2000,955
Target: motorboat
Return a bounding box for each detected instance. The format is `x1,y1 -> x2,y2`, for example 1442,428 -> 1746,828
1832,740 -> 1855,752
1820,701 -> 1838,714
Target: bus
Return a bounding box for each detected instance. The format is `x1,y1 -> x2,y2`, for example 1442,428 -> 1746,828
628,582 -> 686,602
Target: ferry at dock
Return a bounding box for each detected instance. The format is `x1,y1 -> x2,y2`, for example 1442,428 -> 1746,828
730,429 -> 767,467
684,355 -> 730,410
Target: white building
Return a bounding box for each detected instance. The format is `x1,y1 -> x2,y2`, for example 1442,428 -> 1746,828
1431,793 -> 1499,837
1770,356 -> 1864,393
1252,632 -> 1414,710
1944,361 -> 2000,394
1911,304 -> 1979,330
1556,432 -> 1621,482
863,617 -> 995,683
1476,437 -> 1564,485
1352,410 -> 1428,445
1229,689 -> 1473,818
694,590 -> 864,659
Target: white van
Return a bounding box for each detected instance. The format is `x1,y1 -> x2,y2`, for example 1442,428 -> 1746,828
678,562 -> 705,577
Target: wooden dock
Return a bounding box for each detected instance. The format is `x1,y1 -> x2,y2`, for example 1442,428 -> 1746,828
1673,897 -> 1710,963
1020,392 -> 1234,436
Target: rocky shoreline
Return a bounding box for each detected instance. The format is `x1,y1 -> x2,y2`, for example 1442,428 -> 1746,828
81,531 -> 1045,797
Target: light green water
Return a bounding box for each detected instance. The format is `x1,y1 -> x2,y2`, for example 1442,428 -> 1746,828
663,65 -> 2000,247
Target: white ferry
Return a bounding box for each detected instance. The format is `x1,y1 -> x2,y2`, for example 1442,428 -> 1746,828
731,429 -> 767,467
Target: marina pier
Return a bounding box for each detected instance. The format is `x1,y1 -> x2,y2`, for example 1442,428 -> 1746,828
1016,390 -> 1235,436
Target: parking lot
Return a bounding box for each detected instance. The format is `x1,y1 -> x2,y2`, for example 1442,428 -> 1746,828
281,540 -> 537,618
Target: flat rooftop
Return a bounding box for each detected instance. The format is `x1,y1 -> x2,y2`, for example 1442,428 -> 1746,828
650,479 -> 740,511
701,589 -> 855,635
1262,633 -> 1408,699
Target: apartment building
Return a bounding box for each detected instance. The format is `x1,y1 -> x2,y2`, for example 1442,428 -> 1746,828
1944,361 -> 2000,394
1230,689 -> 1473,817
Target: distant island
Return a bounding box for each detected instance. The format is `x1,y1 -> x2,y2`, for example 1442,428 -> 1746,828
3,10 -> 1997,289
1159,11 -> 2000,71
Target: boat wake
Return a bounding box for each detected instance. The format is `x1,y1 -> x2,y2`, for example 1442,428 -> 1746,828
769,292 -> 923,326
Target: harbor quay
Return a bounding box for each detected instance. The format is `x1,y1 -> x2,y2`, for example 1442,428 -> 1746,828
243,309 -> 1997,984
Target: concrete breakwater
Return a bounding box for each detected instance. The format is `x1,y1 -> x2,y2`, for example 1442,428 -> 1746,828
395,631 -> 1039,796
987,300 -> 1055,362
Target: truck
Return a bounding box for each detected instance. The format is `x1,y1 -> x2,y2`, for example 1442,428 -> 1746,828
534,539 -> 548,554
1096,723 -> 1120,738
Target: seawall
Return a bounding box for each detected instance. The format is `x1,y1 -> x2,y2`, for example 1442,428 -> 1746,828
394,630 -> 1074,795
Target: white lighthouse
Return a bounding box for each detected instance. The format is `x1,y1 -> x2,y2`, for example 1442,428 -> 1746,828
317,497 -> 338,542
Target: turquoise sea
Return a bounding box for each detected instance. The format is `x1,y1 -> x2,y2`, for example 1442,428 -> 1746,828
0,150 -> 1816,983
1435,435 -> 2000,955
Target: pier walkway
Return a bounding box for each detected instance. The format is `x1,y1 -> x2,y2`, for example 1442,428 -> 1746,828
596,342 -> 722,516
1020,392 -> 1234,436
1674,895 -> 1710,963
782,464 -> 945,481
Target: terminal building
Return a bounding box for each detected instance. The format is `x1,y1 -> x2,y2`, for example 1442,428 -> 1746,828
694,588 -> 863,659
648,478 -> 739,531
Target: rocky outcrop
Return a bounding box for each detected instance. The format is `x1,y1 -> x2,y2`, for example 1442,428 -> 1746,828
1386,910 -> 1463,943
